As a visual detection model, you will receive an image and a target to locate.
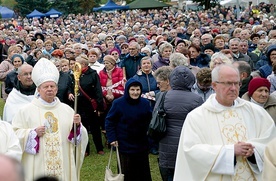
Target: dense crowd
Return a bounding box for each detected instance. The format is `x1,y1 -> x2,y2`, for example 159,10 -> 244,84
0,2 -> 276,181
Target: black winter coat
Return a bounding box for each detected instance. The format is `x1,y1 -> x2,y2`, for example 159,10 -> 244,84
77,67 -> 104,111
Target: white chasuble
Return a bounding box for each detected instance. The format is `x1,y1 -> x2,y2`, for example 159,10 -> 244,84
174,94 -> 276,181
12,97 -> 88,181
44,111 -> 63,177
216,109 -> 256,180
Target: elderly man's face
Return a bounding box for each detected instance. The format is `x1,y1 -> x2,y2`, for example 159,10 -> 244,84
18,65 -> 33,87
201,35 -> 211,45
229,41 -> 239,54
238,42 -> 248,54
38,81 -> 58,103
129,44 -> 139,57
212,66 -> 240,107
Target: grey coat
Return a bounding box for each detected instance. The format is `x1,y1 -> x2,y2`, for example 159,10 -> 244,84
158,66 -> 203,169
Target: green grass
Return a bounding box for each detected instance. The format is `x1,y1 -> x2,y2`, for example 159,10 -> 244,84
80,135 -> 161,180
0,98 -> 161,181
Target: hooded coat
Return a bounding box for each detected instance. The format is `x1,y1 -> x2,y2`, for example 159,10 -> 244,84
105,78 -> 152,154
259,44 -> 276,78
159,66 -> 203,169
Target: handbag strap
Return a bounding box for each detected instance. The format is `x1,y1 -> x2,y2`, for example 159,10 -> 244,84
159,91 -> 167,110
107,146 -> 122,174
78,82 -> 92,102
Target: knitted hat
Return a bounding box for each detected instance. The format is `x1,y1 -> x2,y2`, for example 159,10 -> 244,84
203,43 -> 215,52
109,48 -> 120,56
176,39 -> 186,47
103,55 -> 116,65
51,49 -> 64,58
248,77 -> 271,97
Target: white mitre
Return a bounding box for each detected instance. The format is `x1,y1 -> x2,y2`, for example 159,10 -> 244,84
31,58 -> 59,87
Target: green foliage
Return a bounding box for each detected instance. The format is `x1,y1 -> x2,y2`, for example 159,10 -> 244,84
14,0 -> 50,17
13,0 -> 102,17
191,0 -> 220,10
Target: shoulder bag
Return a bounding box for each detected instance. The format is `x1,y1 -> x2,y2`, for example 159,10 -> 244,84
147,91 -> 167,141
78,83 -> 107,111
105,146 -> 124,181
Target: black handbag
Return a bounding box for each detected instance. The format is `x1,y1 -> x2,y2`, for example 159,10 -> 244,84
148,91 -> 167,141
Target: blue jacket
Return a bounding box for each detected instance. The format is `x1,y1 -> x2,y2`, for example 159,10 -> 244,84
190,53 -> 210,68
105,78 -> 152,154
133,70 -> 159,95
121,53 -> 145,79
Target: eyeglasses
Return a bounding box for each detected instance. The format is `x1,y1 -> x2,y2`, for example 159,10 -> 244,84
129,48 -> 136,50
215,81 -> 241,87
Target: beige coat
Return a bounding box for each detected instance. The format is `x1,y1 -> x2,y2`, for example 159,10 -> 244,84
242,92 -> 276,124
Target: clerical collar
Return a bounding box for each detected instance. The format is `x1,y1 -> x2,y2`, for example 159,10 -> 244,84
211,96 -> 238,109
38,96 -> 57,106
250,97 -> 265,107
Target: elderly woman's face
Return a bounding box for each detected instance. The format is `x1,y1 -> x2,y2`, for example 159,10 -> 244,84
104,61 -> 114,71
161,47 -> 172,58
252,86 -> 269,104
13,57 -> 23,69
110,51 -> 119,60
88,54 -> 98,63
189,47 -> 199,59
141,59 -> 152,73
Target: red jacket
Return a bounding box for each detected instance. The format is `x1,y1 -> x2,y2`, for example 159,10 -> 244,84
99,67 -> 124,99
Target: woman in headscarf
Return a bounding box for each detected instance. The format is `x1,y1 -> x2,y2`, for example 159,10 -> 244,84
106,78 -> 152,181
242,77 -> 276,123
5,54 -> 24,94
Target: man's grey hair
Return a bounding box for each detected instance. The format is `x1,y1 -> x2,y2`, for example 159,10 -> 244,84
169,53 -> 189,68
17,64 -> 33,75
211,64 -> 240,82
233,61 -> 251,75
154,66 -> 173,81
229,38 -> 241,45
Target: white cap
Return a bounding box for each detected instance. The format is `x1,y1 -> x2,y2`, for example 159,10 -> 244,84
31,58 -> 59,87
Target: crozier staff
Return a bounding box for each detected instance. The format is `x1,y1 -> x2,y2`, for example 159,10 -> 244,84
12,58 -> 88,181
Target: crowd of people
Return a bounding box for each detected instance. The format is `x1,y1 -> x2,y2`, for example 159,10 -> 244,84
0,1 -> 276,181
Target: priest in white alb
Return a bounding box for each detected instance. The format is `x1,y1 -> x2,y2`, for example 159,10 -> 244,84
174,65 -> 276,181
12,58 -> 88,181
0,121 -> 22,161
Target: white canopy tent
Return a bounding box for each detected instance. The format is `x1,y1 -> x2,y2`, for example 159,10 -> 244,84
220,0 -> 269,6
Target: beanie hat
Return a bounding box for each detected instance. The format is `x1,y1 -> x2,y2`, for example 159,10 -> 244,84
11,54 -> 25,64
103,55 -> 116,65
51,49 -> 64,58
203,43 -> 215,52
248,77 -> 271,97
109,48 -> 120,56
266,44 -> 276,64
176,39 -> 186,47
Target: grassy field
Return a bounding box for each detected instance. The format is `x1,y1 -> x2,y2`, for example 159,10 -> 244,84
0,98 -> 162,181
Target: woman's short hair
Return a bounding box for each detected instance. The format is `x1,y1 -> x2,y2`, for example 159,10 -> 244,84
188,43 -> 201,53
209,52 -> 232,69
159,42 -> 173,54
169,53 -> 189,68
